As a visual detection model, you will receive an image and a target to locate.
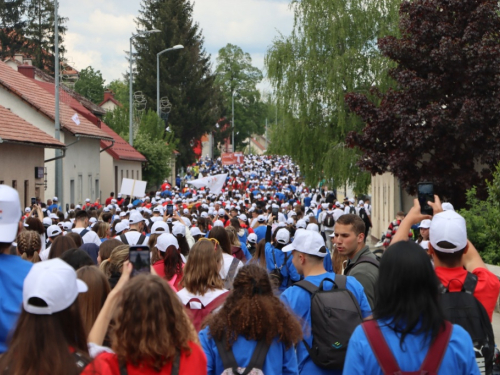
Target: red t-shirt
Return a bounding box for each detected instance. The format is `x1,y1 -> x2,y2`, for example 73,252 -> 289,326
82,341 -> 207,375
153,260 -> 183,291
435,266 -> 500,321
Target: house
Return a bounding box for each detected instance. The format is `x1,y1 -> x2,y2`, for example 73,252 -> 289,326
99,90 -> 122,112
0,61 -> 113,207
0,104 -> 65,207
99,123 -> 147,198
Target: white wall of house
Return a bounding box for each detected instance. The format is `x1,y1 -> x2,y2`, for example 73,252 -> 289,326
101,101 -> 118,112
0,144 -> 45,207
0,86 -> 102,207
370,172 -> 413,239
100,151 -> 143,198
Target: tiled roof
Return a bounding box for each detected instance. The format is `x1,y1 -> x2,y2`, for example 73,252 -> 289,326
0,104 -> 65,148
100,123 -> 147,162
99,96 -> 122,108
0,61 -> 112,140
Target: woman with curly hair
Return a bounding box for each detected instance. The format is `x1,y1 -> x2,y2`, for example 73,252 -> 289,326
199,264 -> 302,374
16,230 -> 41,263
82,271 -> 206,374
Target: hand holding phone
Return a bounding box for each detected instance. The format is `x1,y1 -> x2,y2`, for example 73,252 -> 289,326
418,182 -> 434,216
166,204 -> 173,216
129,245 -> 151,276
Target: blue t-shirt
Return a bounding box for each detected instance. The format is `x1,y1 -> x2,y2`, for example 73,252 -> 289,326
199,327 -> 299,375
304,197 -> 312,207
240,242 -> 252,263
281,273 -> 371,375
253,226 -> 267,244
265,243 -> 301,292
343,319 -> 480,375
323,249 -> 333,272
0,254 -> 32,353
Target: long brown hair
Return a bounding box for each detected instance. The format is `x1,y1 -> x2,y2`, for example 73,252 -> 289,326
110,275 -> 198,371
250,238 -> 267,268
208,226 -> 232,255
99,245 -> 129,277
77,266 -> 111,337
204,264 -> 302,349
182,239 -> 223,295
0,300 -> 89,375
98,238 -> 122,265
225,226 -> 241,247
148,233 -> 162,263
17,230 -> 41,263
48,235 -> 77,259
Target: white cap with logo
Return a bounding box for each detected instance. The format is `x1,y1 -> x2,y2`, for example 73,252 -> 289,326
283,230 -> 327,258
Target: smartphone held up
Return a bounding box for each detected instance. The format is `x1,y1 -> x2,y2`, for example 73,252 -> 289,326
129,245 -> 151,276
417,182 -> 434,216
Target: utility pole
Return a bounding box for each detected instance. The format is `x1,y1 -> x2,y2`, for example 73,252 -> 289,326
54,0 -> 63,207
232,92 -> 235,152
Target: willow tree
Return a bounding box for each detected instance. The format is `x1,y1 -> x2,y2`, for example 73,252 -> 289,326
265,0 -> 400,193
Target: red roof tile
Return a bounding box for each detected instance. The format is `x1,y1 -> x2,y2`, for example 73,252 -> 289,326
99,96 -> 123,108
0,61 -> 112,140
0,105 -> 65,148
100,123 -> 147,162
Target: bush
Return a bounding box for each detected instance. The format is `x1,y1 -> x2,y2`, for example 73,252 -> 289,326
459,163 -> 500,265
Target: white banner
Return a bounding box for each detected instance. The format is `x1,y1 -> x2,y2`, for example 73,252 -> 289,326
188,173 -> 227,194
119,178 -> 147,198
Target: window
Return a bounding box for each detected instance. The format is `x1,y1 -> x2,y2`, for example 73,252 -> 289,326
24,180 -> 29,209
88,174 -> 92,200
78,175 -> 83,203
95,179 -> 100,202
131,170 -> 134,179
12,180 -> 17,189
126,170 -> 129,178
70,180 -> 75,204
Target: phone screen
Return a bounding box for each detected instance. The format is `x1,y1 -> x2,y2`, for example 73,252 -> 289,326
166,204 -> 173,216
418,182 -> 434,215
129,246 -> 151,275
272,207 -> 279,217
31,197 -> 36,205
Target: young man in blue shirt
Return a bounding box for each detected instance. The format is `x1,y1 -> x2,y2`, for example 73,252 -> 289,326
280,230 -> 371,375
0,185 -> 33,353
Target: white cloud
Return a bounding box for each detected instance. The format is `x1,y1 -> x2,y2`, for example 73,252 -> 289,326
58,0 -> 294,85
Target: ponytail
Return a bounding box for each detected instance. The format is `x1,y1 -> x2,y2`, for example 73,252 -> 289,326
99,259 -> 112,277
163,247 -> 183,280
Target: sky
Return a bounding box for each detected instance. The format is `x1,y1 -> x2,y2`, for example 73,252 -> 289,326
59,0 -> 295,92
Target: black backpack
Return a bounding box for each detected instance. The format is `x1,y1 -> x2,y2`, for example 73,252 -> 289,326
358,207 -> 371,228
349,206 -> 356,214
120,232 -> 146,246
295,275 -> 363,369
215,336 -> 270,375
439,272 -> 494,375
323,212 -> 334,227
269,249 -> 288,288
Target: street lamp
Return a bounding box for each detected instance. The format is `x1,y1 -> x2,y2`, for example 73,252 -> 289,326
157,45 -> 184,115
232,91 -> 236,152
129,29 -> 161,146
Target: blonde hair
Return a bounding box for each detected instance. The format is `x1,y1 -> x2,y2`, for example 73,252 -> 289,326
99,245 -> 129,277
225,226 -> 241,247
17,230 -> 41,263
182,239 -> 223,295
94,222 -> 110,239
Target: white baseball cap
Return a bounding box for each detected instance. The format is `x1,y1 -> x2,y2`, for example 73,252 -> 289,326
172,223 -> 186,237
62,222 -> 73,231
42,217 -> 52,227
283,230 -> 327,258
257,215 -> 266,223
247,233 -> 258,244
47,225 -> 62,238
23,258 -> 88,315
218,209 -> 225,216
238,214 -> 248,222
306,223 -> 319,233
442,202 -> 455,211
151,221 -> 170,234
115,221 -> 129,234
190,227 -> 205,236
213,220 -> 224,227
276,228 -> 290,245
429,210 -> 467,253
0,185 -> 21,243
49,213 -> 58,220
295,219 -> 307,229
156,233 -> 179,252
419,219 -> 432,229
129,212 -> 144,224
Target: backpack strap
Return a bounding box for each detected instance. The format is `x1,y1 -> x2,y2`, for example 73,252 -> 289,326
170,350 -> 181,375
419,321 -> 452,373
138,233 -> 146,245
120,233 -> 129,245
294,279 -> 319,295
215,337 -> 270,375
344,256 -> 380,275
118,360 -> 127,375
333,274 -> 346,289
215,337 -> 239,371
362,320 -> 402,374
72,351 -> 91,374
227,257 -> 240,280
463,272 -> 478,294
79,228 -> 89,238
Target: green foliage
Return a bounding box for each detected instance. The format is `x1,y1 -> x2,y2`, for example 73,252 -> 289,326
74,66 -> 105,104
0,0 -> 27,58
133,130 -> 177,189
106,79 -> 129,108
133,0 -> 222,167
265,0 -> 400,193
214,43 -> 266,150
24,0 -> 68,73
459,163 -> 500,265
103,106 -> 129,138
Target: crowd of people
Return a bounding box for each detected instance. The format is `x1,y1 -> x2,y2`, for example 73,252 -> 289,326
0,154 -> 498,374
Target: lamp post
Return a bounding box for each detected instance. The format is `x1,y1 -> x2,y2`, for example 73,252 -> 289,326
157,45 -> 184,115
129,29 -> 161,146
232,91 -> 236,152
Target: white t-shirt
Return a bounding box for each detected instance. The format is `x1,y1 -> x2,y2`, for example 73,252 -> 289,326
72,227 -> 101,247
177,288 -> 228,310
115,230 -> 149,246
40,245 -> 51,261
219,253 -> 243,280
333,208 -> 345,222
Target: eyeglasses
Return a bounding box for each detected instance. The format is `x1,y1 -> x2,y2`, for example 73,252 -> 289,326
198,237 -> 220,251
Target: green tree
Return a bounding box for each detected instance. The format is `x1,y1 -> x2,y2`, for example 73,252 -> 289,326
74,66 -> 105,104
103,106 -> 129,138
0,0 -> 27,59
107,79 -> 129,108
133,0 -> 222,167
214,43 -> 266,151
24,0 -> 68,74
265,0 -> 400,192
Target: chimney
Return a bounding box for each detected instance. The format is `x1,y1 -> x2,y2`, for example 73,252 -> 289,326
103,89 -> 114,103
18,65 -> 35,79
